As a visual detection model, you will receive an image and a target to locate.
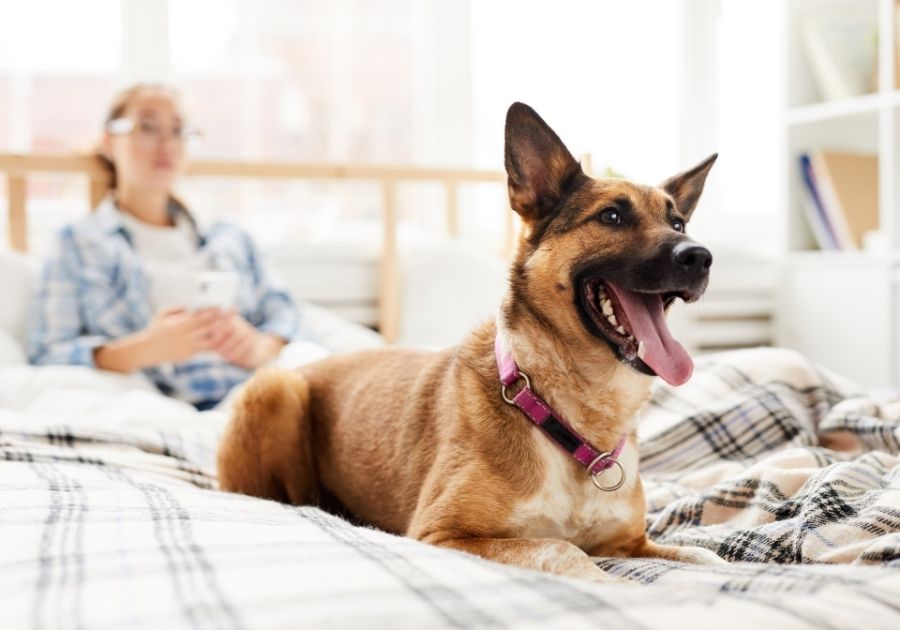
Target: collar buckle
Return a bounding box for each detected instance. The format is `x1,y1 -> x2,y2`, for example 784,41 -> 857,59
588,453 -> 626,491
500,370 -> 531,405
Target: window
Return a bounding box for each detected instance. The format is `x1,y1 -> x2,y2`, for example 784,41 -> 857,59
0,0 -> 122,254
166,0 -> 440,250
2,0 -> 693,255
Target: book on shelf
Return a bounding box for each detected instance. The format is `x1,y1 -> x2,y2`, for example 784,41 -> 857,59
798,151 -> 878,250
798,154 -> 839,250
800,10 -> 877,101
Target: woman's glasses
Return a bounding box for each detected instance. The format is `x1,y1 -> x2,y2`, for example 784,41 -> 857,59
106,117 -> 203,148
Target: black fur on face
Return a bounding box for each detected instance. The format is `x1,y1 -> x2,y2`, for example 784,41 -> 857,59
569,239 -> 711,306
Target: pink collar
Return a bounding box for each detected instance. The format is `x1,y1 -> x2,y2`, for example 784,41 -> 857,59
495,335 -> 627,491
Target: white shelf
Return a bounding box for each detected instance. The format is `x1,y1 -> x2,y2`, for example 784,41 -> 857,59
777,0 -> 900,389
784,250 -> 900,267
787,90 -> 900,126
691,321 -> 773,348
786,92 -> 882,126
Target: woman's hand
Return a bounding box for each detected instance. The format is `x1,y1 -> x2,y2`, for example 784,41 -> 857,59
94,307 -> 226,372
140,307 -> 227,364
208,311 -> 287,369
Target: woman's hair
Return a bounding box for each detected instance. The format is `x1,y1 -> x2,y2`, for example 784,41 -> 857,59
95,83 -> 180,189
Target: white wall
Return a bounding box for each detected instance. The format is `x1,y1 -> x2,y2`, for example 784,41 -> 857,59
686,0 -> 784,256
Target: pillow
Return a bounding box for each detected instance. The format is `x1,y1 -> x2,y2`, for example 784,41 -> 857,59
0,248 -> 37,349
397,238 -> 507,348
0,328 -> 26,366
300,301 -> 383,354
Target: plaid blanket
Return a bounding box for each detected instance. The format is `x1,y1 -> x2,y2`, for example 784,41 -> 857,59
1,348 -> 898,629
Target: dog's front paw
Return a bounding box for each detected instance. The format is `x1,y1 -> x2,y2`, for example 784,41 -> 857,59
570,566 -> 630,584
678,546 -> 727,566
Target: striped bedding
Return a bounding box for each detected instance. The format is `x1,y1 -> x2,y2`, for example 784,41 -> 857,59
0,347 -> 898,629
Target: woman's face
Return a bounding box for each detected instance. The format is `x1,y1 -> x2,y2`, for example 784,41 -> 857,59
103,90 -> 189,193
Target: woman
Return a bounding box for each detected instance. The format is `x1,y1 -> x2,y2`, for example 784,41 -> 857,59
28,84 -> 299,410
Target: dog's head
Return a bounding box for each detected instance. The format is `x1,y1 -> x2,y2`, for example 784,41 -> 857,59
503,102 -> 716,386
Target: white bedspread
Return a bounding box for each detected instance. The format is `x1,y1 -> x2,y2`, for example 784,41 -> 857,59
0,348 -> 898,629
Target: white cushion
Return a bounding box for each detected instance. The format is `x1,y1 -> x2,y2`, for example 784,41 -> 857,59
299,301 -> 383,353
397,237 -> 507,348
0,248 -> 37,349
0,329 -> 26,365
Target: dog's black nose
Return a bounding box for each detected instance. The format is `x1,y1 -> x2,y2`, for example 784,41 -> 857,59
672,241 -> 712,273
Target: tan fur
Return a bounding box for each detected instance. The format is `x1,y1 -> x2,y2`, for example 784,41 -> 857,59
218,104 -> 724,581
218,369 -> 314,505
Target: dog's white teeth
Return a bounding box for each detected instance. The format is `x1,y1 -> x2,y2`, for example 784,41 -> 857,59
597,291 -> 628,336
637,341 -> 647,360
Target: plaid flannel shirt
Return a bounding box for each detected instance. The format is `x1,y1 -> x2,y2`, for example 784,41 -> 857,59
27,197 -> 300,406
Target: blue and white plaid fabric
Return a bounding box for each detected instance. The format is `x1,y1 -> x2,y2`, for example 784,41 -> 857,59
27,197 -> 300,406
0,348 -> 898,629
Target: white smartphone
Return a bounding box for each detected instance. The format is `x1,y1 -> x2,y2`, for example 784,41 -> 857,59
191,271 -> 240,311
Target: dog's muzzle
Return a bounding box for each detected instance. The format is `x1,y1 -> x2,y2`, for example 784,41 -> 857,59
671,241 -> 712,289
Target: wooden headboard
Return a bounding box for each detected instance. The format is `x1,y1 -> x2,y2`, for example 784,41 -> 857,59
0,153 -> 516,342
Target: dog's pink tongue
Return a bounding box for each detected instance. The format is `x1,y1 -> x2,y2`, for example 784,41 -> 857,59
605,282 -> 693,386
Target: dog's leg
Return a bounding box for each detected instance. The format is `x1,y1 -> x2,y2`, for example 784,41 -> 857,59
217,369 -> 317,505
428,536 -> 617,582
629,538 -> 726,565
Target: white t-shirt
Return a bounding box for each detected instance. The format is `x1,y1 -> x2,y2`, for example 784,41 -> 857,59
119,210 -> 212,310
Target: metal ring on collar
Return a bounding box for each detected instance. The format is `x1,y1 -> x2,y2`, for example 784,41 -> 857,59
588,454 -> 626,492
501,370 -> 531,405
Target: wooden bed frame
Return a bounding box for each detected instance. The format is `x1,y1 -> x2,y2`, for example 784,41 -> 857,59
0,153 -> 775,363
0,153 -> 527,342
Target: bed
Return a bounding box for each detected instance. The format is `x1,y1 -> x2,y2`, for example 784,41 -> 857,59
2,323 -> 899,628
2,159 -> 899,629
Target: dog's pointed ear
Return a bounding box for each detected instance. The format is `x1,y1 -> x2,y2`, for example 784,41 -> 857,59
505,102 -> 583,224
660,153 -> 718,220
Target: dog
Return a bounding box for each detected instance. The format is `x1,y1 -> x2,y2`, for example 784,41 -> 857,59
218,102 -> 723,582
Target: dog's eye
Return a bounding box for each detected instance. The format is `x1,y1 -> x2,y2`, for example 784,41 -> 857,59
598,208 -> 621,225
672,220 -> 685,233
